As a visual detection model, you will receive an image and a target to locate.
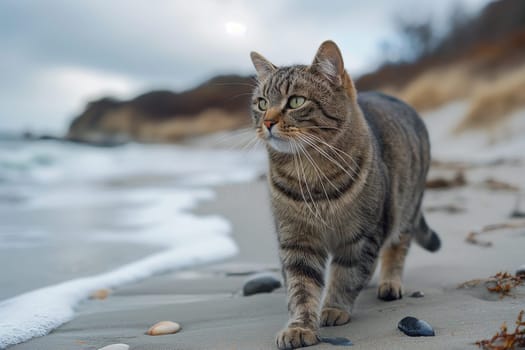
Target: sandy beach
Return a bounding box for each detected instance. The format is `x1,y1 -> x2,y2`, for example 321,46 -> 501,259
9,160 -> 525,350
2,1 -> 525,349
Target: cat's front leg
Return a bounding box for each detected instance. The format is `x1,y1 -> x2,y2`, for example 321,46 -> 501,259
321,233 -> 380,327
276,239 -> 327,350
377,232 -> 411,301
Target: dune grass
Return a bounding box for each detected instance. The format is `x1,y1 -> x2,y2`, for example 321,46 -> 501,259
398,64 -> 475,112
381,61 -> 525,133
455,65 -> 525,132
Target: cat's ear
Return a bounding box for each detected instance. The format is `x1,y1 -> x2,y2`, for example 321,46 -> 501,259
311,40 -> 345,86
250,52 -> 277,80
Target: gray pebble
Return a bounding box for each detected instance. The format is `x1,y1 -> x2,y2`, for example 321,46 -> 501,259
409,291 -> 425,298
242,274 -> 281,296
398,316 -> 435,337
320,336 -> 353,346
516,265 -> 525,277
510,210 -> 525,218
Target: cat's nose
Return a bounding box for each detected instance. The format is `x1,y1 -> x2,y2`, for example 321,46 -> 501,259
264,120 -> 277,131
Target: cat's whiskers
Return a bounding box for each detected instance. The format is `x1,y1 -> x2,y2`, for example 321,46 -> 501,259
240,135 -> 261,153
210,127 -> 252,142
293,140 -> 327,223
289,141 -> 317,219
211,128 -> 259,151
295,142 -> 337,227
297,135 -> 358,182
290,140 -> 326,224
211,82 -> 258,88
299,126 -> 339,131
294,138 -> 341,195
300,133 -> 361,180
227,92 -> 258,102
304,133 -> 362,172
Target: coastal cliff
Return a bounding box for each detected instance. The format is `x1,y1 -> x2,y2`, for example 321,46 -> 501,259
67,75 -> 254,145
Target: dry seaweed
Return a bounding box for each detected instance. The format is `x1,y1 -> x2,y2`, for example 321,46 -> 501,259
458,272 -> 523,298
425,204 -> 466,214
485,272 -> 524,298
482,178 -> 520,192
426,171 -> 466,189
476,310 -> 525,349
457,278 -> 486,289
466,221 -> 525,247
466,231 -> 493,247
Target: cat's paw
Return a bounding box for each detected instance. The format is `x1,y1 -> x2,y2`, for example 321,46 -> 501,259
377,280 -> 403,301
275,326 -> 319,349
320,307 -> 351,327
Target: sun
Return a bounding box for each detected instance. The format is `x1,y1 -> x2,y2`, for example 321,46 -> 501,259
225,21 -> 247,37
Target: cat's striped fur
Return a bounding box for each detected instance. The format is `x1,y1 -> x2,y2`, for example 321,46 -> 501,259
250,41 -> 440,350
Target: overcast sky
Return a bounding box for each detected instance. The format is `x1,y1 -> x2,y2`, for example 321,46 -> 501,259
0,0 -> 491,134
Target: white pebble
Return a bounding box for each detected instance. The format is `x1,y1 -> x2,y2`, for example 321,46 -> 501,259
146,321 -> 181,336
97,344 -> 129,350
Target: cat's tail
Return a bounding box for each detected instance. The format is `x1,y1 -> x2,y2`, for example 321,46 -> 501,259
414,214 -> 441,252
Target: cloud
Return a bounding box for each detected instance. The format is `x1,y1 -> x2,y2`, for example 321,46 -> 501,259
0,0 -> 491,133
0,62 -> 140,133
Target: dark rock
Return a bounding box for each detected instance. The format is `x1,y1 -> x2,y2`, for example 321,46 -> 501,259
226,270 -> 260,277
409,291 -> 425,298
320,337 -> 353,346
510,210 -> 525,218
398,316 -> 435,337
242,274 -> 281,296
516,265 -> 525,277
67,75 -> 253,144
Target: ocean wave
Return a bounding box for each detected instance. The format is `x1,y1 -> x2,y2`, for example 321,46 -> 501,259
0,235 -> 237,349
0,139 -> 266,348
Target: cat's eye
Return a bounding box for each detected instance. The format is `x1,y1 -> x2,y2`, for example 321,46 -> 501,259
257,98 -> 268,111
288,96 -> 306,109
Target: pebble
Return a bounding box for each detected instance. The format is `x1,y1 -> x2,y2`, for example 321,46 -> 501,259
320,336 -> 353,346
409,291 -> 425,298
242,274 -> 282,296
398,316 -> 435,337
146,321 -> 181,336
510,209 -> 525,218
90,288 -> 111,300
97,344 -> 129,350
517,265 -> 525,277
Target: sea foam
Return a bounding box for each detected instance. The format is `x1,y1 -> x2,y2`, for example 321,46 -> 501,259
0,140 -> 266,349
0,236 -> 237,348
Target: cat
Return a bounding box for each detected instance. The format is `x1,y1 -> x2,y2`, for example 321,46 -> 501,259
249,40 -> 441,350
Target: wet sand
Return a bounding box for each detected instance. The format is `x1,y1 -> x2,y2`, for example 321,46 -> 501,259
9,158 -> 525,350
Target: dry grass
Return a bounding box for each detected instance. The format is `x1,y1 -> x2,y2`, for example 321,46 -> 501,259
396,64 -> 475,111
455,65 -> 525,132
381,60 -> 525,134
138,109 -> 249,142
381,58 -> 525,133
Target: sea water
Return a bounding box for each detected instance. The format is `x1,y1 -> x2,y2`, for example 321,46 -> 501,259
0,138 -> 266,348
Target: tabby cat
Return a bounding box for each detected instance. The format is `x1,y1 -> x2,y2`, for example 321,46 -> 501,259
249,40 -> 441,350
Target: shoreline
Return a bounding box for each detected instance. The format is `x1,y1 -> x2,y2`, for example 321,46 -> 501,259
0,140 -> 267,349
8,169 -> 525,349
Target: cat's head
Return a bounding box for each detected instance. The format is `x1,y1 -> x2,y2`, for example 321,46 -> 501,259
250,40 -> 357,154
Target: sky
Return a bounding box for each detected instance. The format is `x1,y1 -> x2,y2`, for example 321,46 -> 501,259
0,0 -> 491,134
